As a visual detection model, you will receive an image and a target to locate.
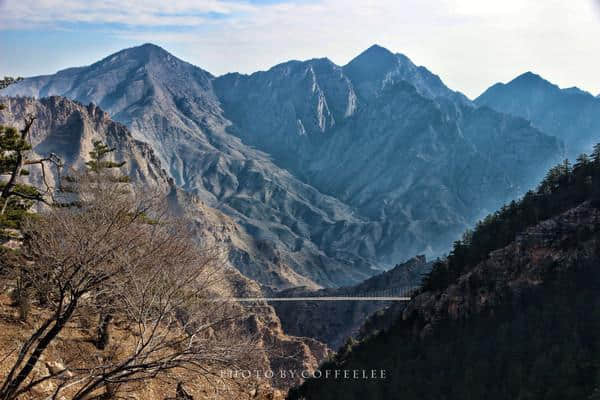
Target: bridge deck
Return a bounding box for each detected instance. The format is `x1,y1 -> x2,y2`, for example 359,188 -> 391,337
212,297 -> 411,302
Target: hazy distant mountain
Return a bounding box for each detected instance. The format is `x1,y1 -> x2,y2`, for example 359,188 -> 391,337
476,72 -> 600,159
215,46 -> 562,264
272,255 -> 432,348
1,44 -> 563,287
343,44 -> 471,105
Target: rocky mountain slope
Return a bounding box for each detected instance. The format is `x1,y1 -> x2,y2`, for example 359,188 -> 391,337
1,45 -> 385,288
476,71 -> 600,159
215,45 -> 562,264
290,156 -> 600,399
342,45 -> 470,105
1,95 -> 314,286
0,95 -> 169,189
0,96 -> 331,392
1,44 -> 564,287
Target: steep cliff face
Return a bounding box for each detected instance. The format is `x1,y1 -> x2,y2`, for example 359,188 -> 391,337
2,45 -> 385,288
217,57 -> 562,264
290,198 -> 600,399
1,43 -> 565,286
215,58 -> 356,148
0,97 -> 331,392
476,72 -> 600,159
0,95 -> 169,189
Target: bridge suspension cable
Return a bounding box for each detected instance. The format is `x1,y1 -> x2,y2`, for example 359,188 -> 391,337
210,285 -> 420,302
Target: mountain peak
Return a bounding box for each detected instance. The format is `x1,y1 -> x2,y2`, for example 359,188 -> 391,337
139,42 -> 163,50
363,44 -> 394,56
509,71 -> 552,87
344,44 -> 468,104
307,56 -> 336,65
347,44 -> 397,67
343,44 -> 404,87
110,42 -> 172,61
517,71 -> 542,79
89,43 -> 214,82
87,43 -> 197,72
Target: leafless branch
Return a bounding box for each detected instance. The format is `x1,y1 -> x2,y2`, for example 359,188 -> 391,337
0,171 -> 256,400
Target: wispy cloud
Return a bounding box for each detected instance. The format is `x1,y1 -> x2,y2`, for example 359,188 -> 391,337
0,0 -> 256,29
1,0 -> 599,98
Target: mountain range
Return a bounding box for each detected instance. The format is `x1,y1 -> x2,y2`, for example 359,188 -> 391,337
1,43 -> 569,288
476,71 -> 600,160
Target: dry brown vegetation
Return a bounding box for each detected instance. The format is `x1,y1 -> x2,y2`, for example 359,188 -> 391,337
0,170 -> 264,399
0,108 -> 328,399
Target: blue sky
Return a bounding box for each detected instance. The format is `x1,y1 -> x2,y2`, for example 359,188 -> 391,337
1,0 -> 599,98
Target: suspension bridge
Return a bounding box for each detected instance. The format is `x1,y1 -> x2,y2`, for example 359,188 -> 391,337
213,286 -> 419,302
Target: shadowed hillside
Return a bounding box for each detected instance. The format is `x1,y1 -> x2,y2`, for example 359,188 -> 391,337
290,145 -> 600,399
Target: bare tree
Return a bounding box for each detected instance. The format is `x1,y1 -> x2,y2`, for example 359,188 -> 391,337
0,169 -> 257,400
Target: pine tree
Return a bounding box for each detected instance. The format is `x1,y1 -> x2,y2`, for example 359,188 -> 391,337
592,143 -> 600,165
0,105 -> 60,235
575,153 -> 591,169
0,77 -> 24,91
85,140 -> 127,177
539,162 -> 571,195
81,140 -> 129,351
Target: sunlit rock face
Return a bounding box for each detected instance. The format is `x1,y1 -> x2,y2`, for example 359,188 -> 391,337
0,96 -> 333,393
2,44 -> 563,287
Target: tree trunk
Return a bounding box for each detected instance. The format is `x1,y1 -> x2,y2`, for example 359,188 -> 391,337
0,297 -> 77,400
95,313 -> 112,350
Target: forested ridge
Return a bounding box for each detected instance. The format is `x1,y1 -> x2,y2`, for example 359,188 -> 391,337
289,146 -> 600,400
423,147 -> 600,292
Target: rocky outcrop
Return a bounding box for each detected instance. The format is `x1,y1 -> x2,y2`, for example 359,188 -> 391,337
403,202 -> 600,333
0,95 -> 169,190
0,96 -> 330,392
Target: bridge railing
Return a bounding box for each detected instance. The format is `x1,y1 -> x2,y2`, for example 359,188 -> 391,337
308,285 -> 420,299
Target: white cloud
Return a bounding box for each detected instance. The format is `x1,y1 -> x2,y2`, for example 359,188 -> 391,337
1,0 -> 599,97
0,0 -> 254,28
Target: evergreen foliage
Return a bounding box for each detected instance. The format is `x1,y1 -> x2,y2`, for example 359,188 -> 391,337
0,77 -> 23,91
289,143 -> 600,400
57,140 -> 129,207
85,140 -> 127,176
0,107 -> 43,235
421,145 -> 600,292
290,261 -> 600,399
